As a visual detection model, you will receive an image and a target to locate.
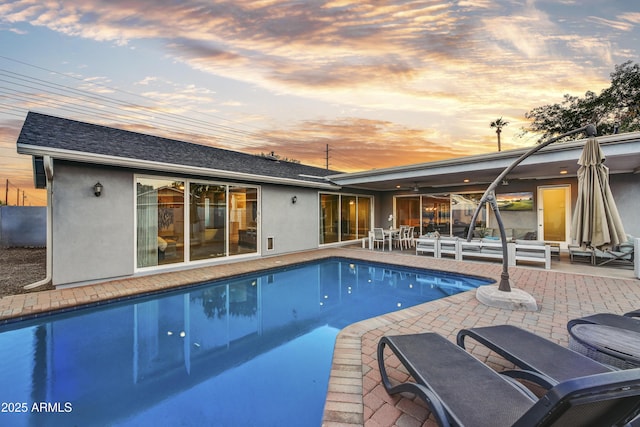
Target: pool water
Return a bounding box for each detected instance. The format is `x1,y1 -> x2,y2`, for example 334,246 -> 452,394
0,258 -> 491,426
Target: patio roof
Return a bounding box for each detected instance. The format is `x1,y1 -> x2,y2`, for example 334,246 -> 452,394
328,131 -> 640,192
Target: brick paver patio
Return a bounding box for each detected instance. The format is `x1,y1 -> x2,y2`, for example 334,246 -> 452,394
1,246 -> 637,427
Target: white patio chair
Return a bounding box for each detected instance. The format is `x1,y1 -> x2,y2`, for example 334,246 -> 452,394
392,226 -> 407,249
404,226 -> 415,248
372,228 -> 389,250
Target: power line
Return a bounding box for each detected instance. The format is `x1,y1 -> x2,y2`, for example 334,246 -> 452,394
0,55 -> 350,171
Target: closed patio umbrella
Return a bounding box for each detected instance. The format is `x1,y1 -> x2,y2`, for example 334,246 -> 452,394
570,135 -> 626,250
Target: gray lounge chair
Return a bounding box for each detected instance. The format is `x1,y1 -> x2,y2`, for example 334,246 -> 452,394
378,332 -> 640,427
456,325 -> 612,389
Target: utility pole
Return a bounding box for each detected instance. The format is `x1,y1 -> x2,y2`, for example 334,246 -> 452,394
4,179 -> 8,205
325,144 -> 329,170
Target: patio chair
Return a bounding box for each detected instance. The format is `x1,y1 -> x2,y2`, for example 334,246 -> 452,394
372,227 -> 389,250
392,225 -> 407,249
456,325 -> 612,389
594,240 -> 634,267
378,332 -> 640,427
404,226 -> 415,248
568,245 -> 594,264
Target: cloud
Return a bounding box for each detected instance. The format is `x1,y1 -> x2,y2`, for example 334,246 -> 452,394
249,117 -> 473,172
1,0 -> 635,181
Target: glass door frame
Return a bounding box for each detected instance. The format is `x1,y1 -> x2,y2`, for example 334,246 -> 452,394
536,184 -> 571,247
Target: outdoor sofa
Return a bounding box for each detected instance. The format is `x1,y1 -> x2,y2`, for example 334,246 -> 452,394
416,236 -> 551,269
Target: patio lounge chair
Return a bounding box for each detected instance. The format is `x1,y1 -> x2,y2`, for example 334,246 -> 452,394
568,244 -> 595,264
456,325 -> 612,389
594,243 -> 634,267
378,332 -> 640,427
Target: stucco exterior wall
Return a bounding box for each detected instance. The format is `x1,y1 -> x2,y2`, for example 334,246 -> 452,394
610,174 -> 640,238
52,162 -> 134,286
260,186 -> 320,254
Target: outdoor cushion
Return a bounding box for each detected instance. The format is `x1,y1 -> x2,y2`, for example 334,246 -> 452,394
515,239 -> 544,246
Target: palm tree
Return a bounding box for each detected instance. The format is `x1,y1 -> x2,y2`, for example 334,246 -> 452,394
490,117 -> 509,151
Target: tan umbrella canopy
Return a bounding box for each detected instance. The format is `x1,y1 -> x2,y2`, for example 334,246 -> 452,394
570,136 -> 627,249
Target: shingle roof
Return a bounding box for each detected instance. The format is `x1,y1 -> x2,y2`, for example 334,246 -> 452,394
17,112 -> 342,186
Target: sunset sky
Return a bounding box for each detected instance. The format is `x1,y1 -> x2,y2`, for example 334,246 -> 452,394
1,0 -> 639,206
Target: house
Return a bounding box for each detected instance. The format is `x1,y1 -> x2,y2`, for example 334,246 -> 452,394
328,131 -> 640,243
16,112 -> 640,287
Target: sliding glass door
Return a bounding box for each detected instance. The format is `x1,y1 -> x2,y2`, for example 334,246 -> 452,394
394,193 -> 485,237
320,193 -> 372,245
137,178 -> 185,268
136,176 -> 258,269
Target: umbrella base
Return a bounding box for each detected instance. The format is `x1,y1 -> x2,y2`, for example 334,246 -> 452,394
476,284 -> 538,311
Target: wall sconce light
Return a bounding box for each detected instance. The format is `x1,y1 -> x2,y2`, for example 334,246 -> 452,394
93,182 -> 103,197
291,196 -> 297,204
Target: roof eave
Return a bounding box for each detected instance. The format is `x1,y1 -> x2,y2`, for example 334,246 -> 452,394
17,144 -> 341,190
328,131 -> 640,185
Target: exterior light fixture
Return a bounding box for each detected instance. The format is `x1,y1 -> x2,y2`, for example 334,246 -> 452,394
93,182 -> 103,197
291,196 -> 297,204
463,179 -> 470,183
559,169 -> 568,175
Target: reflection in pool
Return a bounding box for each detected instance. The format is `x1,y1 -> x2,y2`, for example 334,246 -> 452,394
0,258 -> 491,426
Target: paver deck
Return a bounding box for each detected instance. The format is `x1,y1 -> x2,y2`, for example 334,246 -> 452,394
1,246 -> 637,427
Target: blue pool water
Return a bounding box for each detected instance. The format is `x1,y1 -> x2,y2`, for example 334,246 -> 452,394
0,258 -> 491,426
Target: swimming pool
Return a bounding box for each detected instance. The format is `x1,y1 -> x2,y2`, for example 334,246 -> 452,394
0,258 -> 491,426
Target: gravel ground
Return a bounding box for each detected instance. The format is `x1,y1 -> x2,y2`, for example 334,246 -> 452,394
0,247 -> 52,297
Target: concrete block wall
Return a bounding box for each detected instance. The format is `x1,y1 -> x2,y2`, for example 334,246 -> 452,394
0,206 -> 46,247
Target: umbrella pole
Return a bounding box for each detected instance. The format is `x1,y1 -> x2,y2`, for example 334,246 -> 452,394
485,191 -> 512,291
468,124 -> 596,295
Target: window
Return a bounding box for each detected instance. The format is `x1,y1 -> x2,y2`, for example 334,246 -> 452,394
229,186 -> 258,255
320,193 -> 372,244
320,194 -> 339,244
189,183 -> 226,261
395,197 -> 420,228
394,193 -> 485,237
357,197 -> 371,239
137,178 -> 185,268
422,195 -> 450,234
136,176 -> 258,269
451,193 -> 484,237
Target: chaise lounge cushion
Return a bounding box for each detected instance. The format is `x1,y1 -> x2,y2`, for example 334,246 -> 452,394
515,239 -> 546,258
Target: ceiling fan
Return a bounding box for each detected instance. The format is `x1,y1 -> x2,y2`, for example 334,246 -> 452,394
395,182 -> 421,192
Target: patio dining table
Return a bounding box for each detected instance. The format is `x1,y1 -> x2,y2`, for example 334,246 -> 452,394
368,228 -> 401,251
